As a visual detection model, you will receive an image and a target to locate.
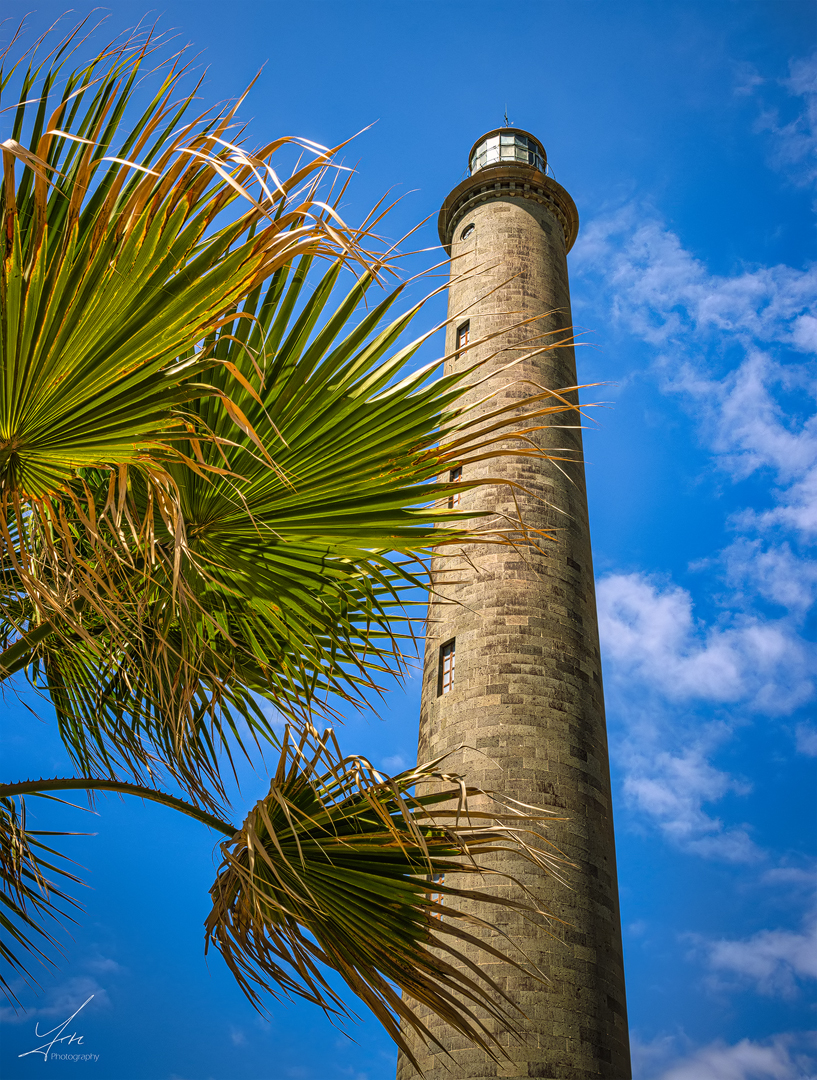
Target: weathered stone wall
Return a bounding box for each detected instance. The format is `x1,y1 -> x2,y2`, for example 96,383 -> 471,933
395,169 -> 631,1080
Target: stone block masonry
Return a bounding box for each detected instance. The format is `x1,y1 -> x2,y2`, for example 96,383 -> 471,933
395,130 -> 632,1080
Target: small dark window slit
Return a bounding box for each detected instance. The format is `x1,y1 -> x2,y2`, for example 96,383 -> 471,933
438,639 -> 455,695
447,466 -> 462,508
456,320 -> 470,356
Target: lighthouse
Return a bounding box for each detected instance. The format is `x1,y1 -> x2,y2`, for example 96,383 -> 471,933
396,129 -> 632,1080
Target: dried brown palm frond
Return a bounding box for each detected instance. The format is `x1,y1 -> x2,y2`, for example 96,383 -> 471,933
0,794 -> 84,1005
1,731 -> 568,1056
205,728 -> 570,1071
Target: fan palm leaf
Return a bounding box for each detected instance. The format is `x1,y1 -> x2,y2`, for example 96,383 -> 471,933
0,731 -> 570,1067
1,21 -> 380,633
1,20 -> 591,1061
17,253 -> 585,807
0,24 -> 413,799
206,729 -> 569,1071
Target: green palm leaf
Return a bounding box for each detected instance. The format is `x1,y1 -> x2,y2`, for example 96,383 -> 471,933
1,20 -> 589,1058
205,730 -> 569,1071
1,23 -> 379,636
0,25 -> 418,801
17,254 -> 582,807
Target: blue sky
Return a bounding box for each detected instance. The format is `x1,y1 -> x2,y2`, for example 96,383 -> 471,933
1,2 -> 816,1079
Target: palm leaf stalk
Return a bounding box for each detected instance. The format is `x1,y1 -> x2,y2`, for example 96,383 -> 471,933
1,728 -> 570,1072
0,19 -> 593,1063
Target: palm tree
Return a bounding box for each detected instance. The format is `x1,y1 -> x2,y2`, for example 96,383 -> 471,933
1,20 -> 579,1070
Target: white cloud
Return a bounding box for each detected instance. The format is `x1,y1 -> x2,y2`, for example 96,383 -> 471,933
795,723 -> 817,756
665,347 -> 817,539
718,539 -> 817,614
84,953 -> 123,976
755,463 -> 817,538
0,975 -> 110,1026
574,64 -> 816,873
631,1031 -> 681,1079
759,51 -> 817,191
575,176 -> 817,861
573,207 -> 817,538
597,572 -> 814,859
683,872 -> 817,1024
632,1031 -> 817,1080
697,898 -> 817,997
614,719 -> 759,863
762,865 -> 817,889
659,1037 -> 815,1080
573,209 -> 817,353
598,573 -> 813,713
675,351 -> 817,480
380,753 -> 408,772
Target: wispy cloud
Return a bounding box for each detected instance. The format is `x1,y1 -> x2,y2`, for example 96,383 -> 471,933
795,723 -> 817,756
666,346 -> 817,540
0,975 -> 111,1026
693,892 -> 817,998
597,570 -> 811,858
574,206 -> 817,349
632,1030 -> 817,1080
706,923 -> 817,998
716,538 -> 817,614
574,68 -> 817,866
380,753 -> 407,772
573,205 -> 817,535
618,733 -> 759,862
756,51 -> 817,192
598,572 -> 813,713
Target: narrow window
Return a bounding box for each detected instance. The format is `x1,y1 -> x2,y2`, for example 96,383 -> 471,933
447,466 -> 462,509
438,638 -> 455,695
456,320 -> 470,356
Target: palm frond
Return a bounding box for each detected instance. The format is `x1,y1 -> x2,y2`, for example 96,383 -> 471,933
0,24 -> 589,1054
206,729 -> 570,1070
0,794 -> 84,1005
0,22 -> 384,638
13,256 -> 586,808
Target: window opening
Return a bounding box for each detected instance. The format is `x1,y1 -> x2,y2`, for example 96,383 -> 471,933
460,223 -> 475,241
438,639 -> 455,695
447,466 -> 462,509
456,320 -> 470,356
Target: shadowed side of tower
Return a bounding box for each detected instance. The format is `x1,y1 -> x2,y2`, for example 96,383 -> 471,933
395,131 -> 631,1080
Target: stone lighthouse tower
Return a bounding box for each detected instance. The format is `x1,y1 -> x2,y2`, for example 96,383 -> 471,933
396,130 -> 631,1079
